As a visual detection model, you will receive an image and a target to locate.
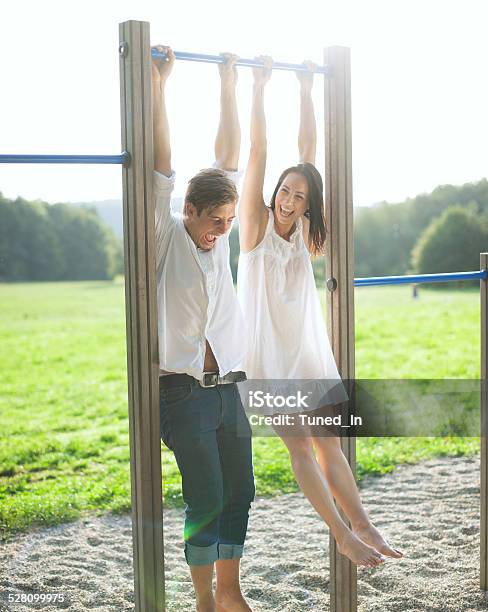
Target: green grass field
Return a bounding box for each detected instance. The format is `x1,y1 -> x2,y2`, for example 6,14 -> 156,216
0,281 -> 481,539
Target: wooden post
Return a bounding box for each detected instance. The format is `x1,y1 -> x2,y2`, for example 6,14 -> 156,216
324,46 -> 357,612
119,20 -> 164,611
481,253 -> 488,591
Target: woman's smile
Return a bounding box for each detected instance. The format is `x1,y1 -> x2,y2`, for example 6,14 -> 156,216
279,206 -> 294,218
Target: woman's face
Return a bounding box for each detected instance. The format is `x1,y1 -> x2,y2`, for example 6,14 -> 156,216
274,172 -> 309,227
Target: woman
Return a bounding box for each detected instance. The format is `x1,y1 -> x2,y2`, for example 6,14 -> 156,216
237,57 -> 402,567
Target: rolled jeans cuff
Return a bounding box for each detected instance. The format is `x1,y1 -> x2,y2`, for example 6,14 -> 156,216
218,543 -> 244,560
184,542 -> 218,566
184,542 -> 244,566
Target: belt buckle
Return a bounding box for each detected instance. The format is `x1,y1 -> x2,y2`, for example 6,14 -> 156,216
201,372 -> 219,388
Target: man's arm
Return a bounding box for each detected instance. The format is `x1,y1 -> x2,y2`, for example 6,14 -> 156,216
152,45 -> 175,177
152,46 -> 176,265
214,53 -> 240,172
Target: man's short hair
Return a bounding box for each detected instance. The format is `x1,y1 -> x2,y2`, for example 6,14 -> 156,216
185,168 -> 238,215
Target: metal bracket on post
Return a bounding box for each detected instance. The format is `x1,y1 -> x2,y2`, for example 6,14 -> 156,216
121,150 -> 131,168
327,277 -> 338,292
119,42 -> 128,58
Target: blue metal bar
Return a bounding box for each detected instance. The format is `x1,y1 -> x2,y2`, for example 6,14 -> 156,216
354,270 -> 488,287
0,153 -> 130,166
151,49 -> 328,75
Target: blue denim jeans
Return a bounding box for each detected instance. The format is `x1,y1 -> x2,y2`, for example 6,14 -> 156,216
160,379 -> 255,566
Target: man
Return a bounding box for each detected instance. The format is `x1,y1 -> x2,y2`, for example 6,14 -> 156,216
152,46 -> 254,612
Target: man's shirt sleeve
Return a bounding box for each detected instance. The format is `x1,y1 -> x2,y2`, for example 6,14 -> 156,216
212,162 -> 243,191
154,170 -> 176,266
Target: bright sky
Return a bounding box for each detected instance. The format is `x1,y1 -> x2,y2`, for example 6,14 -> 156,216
0,0 -> 487,206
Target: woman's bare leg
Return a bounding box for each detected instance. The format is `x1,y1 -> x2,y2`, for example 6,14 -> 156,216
276,430 -> 385,567
313,435 -> 402,558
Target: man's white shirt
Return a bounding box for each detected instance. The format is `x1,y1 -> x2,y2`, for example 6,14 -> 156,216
154,170 -> 247,381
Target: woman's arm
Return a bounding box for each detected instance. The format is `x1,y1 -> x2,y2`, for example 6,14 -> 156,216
297,61 -> 317,165
214,53 -> 240,171
152,46 -> 174,177
239,56 -> 273,253
296,61 -> 319,251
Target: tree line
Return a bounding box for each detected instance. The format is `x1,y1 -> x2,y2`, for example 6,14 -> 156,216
0,194 -> 123,281
2,177 -> 488,285
353,178 -> 488,288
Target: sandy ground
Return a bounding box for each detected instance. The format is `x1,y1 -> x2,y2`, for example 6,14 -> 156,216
1,455 -> 487,612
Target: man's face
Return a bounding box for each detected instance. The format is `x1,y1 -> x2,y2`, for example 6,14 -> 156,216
184,201 -> 236,250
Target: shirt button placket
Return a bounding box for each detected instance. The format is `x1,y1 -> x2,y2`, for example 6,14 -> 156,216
207,257 -> 216,294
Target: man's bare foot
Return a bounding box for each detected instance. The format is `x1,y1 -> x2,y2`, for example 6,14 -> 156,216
335,530 -> 386,567
215,589 -> 252,612
196,592 -> 215,612
353,522 -> 403,559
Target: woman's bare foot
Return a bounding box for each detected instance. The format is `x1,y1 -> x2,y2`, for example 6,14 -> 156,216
335,530 -> 385,567
215,589 -> 252,612
353,522 -> 403,559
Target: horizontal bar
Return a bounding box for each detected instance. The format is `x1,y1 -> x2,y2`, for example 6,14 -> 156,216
354,270 -> 488,287
0,153 -> 130,166
151,49 -> 328,75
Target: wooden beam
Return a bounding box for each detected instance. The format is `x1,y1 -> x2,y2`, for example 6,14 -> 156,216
324,46 -> 357,612
119,20 -> 165,612
481,252 -> 488,591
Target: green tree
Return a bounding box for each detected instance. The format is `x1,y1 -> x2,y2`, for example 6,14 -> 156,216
48,204 -> 117,280
0,198 -> 63,281
0,196 -> 121,282
354,177 -> 488,278
109,234 -> 125,277
410,206 -> 488,288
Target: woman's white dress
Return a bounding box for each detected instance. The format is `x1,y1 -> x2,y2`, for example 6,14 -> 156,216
237,208 -> 349,415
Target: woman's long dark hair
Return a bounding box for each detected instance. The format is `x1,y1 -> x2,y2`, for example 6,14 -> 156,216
269,162 -> 326,255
